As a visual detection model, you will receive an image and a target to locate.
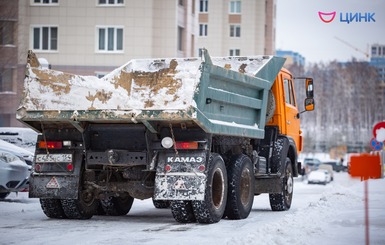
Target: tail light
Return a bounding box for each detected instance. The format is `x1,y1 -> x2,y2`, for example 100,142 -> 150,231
38,141 -> 63,149
161,137 -> 200,150
175,141 -> 199,149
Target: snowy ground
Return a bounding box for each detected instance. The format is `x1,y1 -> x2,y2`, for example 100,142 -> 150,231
0,173 -> 384,245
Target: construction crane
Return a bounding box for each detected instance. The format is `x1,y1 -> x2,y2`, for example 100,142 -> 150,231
334,36 -> 369,59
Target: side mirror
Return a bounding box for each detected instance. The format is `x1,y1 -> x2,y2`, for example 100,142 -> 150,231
305,98 -> 315,111
306,78 -> 314,98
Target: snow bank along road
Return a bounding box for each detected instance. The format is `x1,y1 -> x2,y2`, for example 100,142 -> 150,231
0,173 -> 384,245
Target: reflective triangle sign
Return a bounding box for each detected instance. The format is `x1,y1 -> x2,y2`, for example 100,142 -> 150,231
46,177 -> 60,189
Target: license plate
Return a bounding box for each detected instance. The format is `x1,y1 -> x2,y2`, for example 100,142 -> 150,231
36,154 -> 72,163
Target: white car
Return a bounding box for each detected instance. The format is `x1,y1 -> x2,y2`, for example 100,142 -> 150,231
307,169 -> 330,185
0,150 -> 30,199
0,127 -> 38,153
0,139 -> 34,166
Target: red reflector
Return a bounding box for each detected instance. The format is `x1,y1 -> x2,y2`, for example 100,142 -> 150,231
198,165 -> 205,172
175,142 -> 198,149
34,164 -> 41,172
39,141 -> 63,149
67,163 -> 74,172
165,164 -> 172,172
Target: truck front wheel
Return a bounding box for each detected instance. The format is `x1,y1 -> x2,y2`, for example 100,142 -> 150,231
225,154 -> 255,220
269,158 -> 293,211
192,153 -> 228,224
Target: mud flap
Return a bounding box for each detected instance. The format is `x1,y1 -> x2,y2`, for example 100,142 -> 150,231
154,151 -> 207,201
29,175 -> 80,199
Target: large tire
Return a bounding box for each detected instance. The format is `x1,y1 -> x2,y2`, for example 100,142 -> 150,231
192,154 -> 228,224
269,158 -> 293,211
40,198 -> 67,219
170,201 -> 196,223
100,194 -> 134,216
61,186 -> 98,219
152,198 -> 171,209
225,154 -> 255,220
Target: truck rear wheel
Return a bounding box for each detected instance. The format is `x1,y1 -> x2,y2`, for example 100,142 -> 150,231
40,198 -> 67,219
0,192 -> 10,199
61,186 -> 98,219
192,154 -> 227,224
269,158 -> 293,211
100,194 -> 134,216
170,201 -> 196,223
152,198 -> 171,209
225,154 -> 255,220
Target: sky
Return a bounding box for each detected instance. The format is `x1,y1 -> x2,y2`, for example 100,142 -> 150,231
276,0 -> 385,64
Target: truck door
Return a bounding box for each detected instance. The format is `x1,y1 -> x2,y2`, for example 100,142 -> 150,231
282,75 -> 301,151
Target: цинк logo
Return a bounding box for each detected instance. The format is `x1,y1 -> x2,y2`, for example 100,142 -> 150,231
318,11 -> 337,23
318,11 -> 376,24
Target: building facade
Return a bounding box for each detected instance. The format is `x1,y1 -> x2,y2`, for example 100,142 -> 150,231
197,0 -> 276,57
276,49 -> 305,67
369,43 -> 385,120
0,0 -> 276,127
0,0 -> 22,127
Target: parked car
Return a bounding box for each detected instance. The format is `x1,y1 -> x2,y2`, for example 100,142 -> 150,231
303,158 -> 321,175
307,169 -> 330,185
0,150 -> 30,199
0,139 -> 34,166
0,127 -> 38,153
318,164 -> 334,181
322,160 -> 347,172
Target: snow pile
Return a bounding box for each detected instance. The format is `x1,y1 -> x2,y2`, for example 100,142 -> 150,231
1,173 -> 384,244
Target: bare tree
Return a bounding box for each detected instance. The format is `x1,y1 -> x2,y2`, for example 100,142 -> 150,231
301,59 -> 381,153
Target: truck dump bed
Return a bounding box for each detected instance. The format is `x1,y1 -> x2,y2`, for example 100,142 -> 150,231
17,50 -> 284,139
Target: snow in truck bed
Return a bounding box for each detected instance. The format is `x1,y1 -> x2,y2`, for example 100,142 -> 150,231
19,55 -> 271,112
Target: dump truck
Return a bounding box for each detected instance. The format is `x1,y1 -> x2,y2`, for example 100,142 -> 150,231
17,49 -> 315,224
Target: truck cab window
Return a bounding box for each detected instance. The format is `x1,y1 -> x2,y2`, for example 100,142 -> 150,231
284,78 -> 296,106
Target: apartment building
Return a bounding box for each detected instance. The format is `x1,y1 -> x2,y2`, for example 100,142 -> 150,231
0,0 -> 276,127
369,44 -> 385,120
18,0 -> 198,75
197,0 -> 276,57
0,0 -> 22,127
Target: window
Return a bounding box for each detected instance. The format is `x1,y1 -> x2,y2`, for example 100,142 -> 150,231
199,24 -> 208,36
0,68 -> 14,93
371,46 -> 377,56
229,1 -> 241,14
284,78 -> 296,106
229,49 -> 240,56
178,26 -> 184,51
230,25 -> 240,37
32,26 -> 58,51
98,0 -> 124,5
32,0 -> 58,4
97,27 -> 123,52
0,21 -> 15,45
200,0 -> 208,12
